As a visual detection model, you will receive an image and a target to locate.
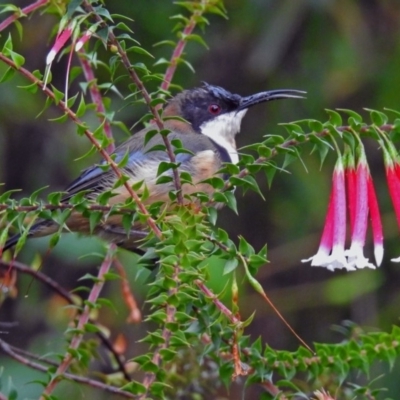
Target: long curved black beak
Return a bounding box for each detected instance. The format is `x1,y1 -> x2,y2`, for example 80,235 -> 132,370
238,89 -> 306,111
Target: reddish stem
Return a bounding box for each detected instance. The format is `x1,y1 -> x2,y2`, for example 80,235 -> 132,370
41,244 -> 116,398
332,160 -> 346,248
0,0 -> 49,32
351,162 -> 368,245
195,280 -> 241,324
0,338 -> 135,398
113,258 -> 142,323
160,18 -> 197,92
78,52 -> 115,154
386,166 -> 400,228
346,166 -> 357,234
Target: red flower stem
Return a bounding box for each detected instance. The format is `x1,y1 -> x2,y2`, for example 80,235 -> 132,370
160,16 -> 197,92
333,160 -> 346,247
41,244 -> 116,398
386,166 -> 400,228
346,166 -> 356,234
78,51 -> 115,154
351,162 -> 368,245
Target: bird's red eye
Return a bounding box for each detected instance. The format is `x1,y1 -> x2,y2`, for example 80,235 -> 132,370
208,104 -> 221,115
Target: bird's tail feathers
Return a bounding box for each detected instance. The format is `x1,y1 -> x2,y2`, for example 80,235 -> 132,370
2,220 -> 58,253
2,233 -> 22,253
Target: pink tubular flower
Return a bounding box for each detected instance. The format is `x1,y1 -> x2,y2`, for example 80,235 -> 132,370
385,151 -> 400,262
46,25 -> 74,65
302,189 -> 334,266
304,146 -> 383,272
345,156 -> 375,269
322,157 -> 353,271
303,157 -> 354,271
43,21 -> 76,90
75,30 -> 93,52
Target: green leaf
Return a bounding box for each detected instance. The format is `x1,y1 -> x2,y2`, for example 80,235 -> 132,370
49,232 -> 61,248
223,258 -> 238,275
0,188 -> 21,202
337,108 -> 363,126
115,21 -> 134,33
308,119 -> 324,133
76,94 -> 87,117
365,108 -> 388,126
89,211 -> 103,233
128,46 -> 154,58
47,192 -> 63,205
157,161 -> 176,176
309,134 -> 331,166
325,109 -> 342,126
280,122 -> 304,138
9,50 -> 24,68
184,33 -> 209,49
179,58 -> 195,73
84,323 -> 101,333
0,67 -> 15,83
116,150 -> 130,168
48,113 -> 68,123
123,380 -> 146,394
239,236 -> 254,257
67,0 -> 83,18
51,85 -> 65,104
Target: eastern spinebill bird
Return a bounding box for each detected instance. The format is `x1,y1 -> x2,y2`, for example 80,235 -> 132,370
3,83 -> 304,252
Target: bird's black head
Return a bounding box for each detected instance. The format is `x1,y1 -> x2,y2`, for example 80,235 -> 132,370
175,83 -> 242,132
167,82 -> 305,134
165,82 -> 305,163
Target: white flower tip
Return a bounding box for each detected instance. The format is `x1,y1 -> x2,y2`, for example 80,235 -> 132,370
75,31 -> 93,52
46,50 -> 56,65
374,245 -> 384,267
391,256 -> 400,263
75,42 -> 83,52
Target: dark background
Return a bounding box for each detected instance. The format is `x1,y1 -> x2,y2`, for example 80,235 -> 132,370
1,0 -> 400,398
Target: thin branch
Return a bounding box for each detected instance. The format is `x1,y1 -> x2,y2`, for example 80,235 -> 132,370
0,259 -> 72,303
195,279 -> 241,324
0,52 -> 162,239
260,380 -> 288,400
41,244 -> 115,398
113,257 -> 142,323
81,0 -> 184,205
0,202 -> 130,213
0,0 -> 49,32
0,338 -> 136,399
0,260 -> 132,381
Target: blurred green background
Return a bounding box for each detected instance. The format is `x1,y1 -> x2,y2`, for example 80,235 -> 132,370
2,0 -> 400,398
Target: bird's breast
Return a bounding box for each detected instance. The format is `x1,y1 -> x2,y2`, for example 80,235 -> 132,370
108,150 -> 221,205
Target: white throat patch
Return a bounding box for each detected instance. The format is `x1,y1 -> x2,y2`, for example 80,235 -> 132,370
199,109 -> 247,164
